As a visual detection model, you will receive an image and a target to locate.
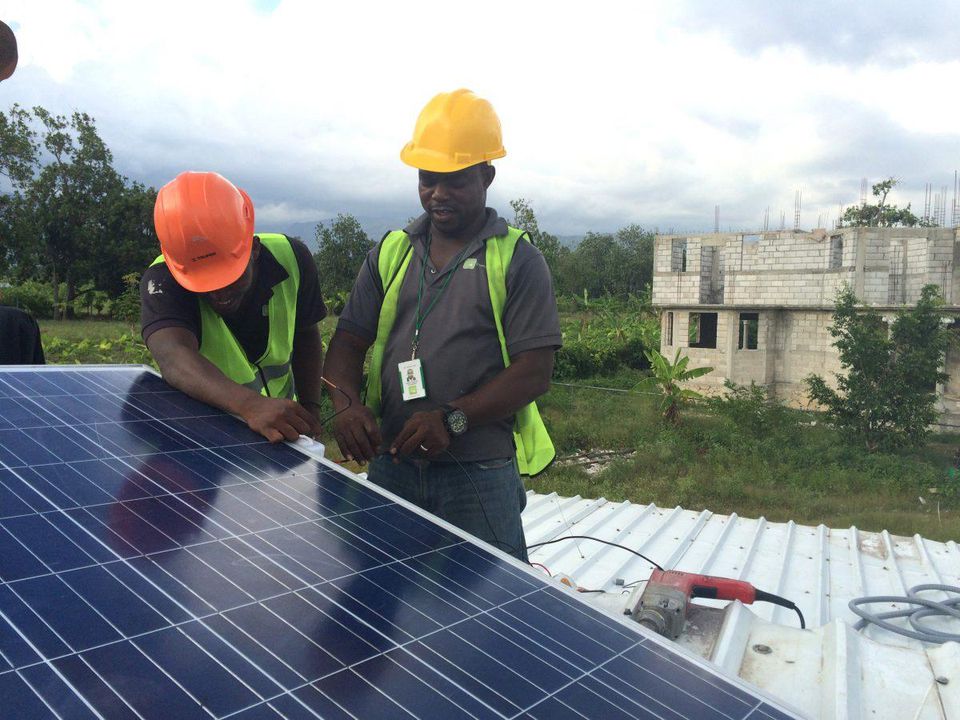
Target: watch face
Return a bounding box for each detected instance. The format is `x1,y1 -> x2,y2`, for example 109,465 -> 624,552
445,409 -> 468,436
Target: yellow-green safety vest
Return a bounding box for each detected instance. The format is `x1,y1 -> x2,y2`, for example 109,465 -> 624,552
367,226 -> 555,476
150,233 -> 300,399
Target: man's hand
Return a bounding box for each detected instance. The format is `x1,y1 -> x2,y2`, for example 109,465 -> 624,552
390,409 -> 450,459
332,404 -> 382,464
240,395 -> 323,443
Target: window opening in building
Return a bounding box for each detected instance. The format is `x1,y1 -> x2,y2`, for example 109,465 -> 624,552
665,312 -> 674,345
738,312 -> 759,350
671,239 -> 688,272
829,236 -> 843,269
689,312 -> 718,349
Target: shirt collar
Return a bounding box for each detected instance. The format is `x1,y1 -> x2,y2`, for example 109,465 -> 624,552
404,208 -> 508,245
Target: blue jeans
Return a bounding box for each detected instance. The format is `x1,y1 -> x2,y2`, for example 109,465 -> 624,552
367,454 -> 529,562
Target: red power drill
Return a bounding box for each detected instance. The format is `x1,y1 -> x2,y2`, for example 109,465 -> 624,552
631,569 -> 804,639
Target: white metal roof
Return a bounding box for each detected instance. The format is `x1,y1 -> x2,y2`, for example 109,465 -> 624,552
522,491 -> 960,719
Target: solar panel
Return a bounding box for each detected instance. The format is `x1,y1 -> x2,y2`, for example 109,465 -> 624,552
0,366 -> 800,719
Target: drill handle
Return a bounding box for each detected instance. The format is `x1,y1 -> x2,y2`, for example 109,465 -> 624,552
691,578 -> 757,604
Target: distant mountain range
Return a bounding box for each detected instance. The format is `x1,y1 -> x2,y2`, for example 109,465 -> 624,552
265,217 -> 584,251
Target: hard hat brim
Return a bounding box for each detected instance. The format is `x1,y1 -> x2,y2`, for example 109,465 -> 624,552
400,143 -> 505,173
162,234 -> 252,294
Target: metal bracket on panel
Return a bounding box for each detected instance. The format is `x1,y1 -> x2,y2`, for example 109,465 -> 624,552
292,435 -> 326,458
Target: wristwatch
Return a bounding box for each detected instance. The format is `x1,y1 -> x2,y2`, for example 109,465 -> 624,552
442,404 -> 468,437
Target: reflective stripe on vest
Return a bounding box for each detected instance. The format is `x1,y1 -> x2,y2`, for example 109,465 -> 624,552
150,233 -> 300,400
366,226 -> 555,476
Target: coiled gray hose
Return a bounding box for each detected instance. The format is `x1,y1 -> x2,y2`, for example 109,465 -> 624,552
848,584 -> 960,643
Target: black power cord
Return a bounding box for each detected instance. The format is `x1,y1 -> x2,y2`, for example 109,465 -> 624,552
316,377 -> 352,428
753,589 -> 806,629
442,449 -> 524,557
526,535 -> 664,571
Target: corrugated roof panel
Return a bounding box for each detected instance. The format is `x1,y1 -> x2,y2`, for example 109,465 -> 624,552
522,491 -> 960,719
523,491 -> 960,639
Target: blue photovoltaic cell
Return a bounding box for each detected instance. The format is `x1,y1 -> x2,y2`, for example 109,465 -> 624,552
0,366 -> 800,719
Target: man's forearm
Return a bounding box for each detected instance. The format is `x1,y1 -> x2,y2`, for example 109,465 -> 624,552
291,324 -> 324,406
155,343 -> 263,417
322,331 -> 370,410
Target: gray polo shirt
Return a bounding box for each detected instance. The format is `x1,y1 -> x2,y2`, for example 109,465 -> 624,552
338,209 -> 562,462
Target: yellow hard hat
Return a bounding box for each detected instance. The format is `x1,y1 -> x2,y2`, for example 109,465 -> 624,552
400,89 -> 506,173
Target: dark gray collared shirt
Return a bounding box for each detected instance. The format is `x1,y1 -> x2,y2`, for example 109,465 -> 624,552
338,209 -> 561,461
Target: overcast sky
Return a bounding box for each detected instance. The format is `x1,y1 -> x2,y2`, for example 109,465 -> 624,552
5,0 -> 960,240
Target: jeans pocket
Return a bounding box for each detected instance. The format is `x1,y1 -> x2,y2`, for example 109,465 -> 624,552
476,457 -> 515,471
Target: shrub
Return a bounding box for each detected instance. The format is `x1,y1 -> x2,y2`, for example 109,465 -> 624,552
708,380 -> 792,437
0,280 -> 55,318
111,273 -> 141,322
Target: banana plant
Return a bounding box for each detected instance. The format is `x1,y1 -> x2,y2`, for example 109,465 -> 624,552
635,348 -> 713,423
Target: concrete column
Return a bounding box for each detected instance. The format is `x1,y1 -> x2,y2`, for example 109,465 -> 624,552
725,310 -> 736,386
854,229 -> 866,297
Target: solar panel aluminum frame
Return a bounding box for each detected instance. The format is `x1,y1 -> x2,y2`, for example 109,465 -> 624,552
0,363 -> 806,719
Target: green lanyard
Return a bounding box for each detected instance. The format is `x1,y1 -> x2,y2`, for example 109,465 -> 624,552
412,232 -> 472,359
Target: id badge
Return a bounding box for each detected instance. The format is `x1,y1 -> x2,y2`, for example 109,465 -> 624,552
398,359 -> 427,401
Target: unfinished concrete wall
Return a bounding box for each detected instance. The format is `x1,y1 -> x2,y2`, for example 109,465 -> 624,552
699,245 -> 724,304
768,310 -> 841,406
942,324 -> 960,428
655,228 -> 960,425
672,310 -> 729,392
653,236 -> 703,305
728,310 -> 776,386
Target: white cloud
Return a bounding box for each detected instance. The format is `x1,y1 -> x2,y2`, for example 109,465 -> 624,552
5,0 -> 960,234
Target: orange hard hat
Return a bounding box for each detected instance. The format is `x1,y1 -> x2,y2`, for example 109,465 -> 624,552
153,172 -> 254,293
0,21 -> 17,82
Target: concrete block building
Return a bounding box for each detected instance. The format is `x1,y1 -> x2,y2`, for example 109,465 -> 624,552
652,227 -> 960,427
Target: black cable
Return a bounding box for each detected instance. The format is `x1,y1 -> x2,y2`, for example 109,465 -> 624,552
754,589 -> 806,629
442,449 -> 522,557
316,377 -> 352,428
525,536 -> 664,571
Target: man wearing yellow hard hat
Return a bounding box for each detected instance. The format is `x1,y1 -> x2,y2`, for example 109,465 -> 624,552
141,171 -> 327,442
323,89 -> 561,561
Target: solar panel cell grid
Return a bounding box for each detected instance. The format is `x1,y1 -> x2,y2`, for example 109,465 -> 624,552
0,367 -> 800,719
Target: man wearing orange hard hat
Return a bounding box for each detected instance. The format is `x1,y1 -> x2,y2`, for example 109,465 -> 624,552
141,171 -> 327,442
323,89 -> 561,561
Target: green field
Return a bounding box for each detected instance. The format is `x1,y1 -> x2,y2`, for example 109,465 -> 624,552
532,372 -> 959,542
35,319 -> 960,542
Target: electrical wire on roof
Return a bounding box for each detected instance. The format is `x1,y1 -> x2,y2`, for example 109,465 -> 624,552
526,535 -> 664,571
530,562 -> 552,577
849,584 -> 960,643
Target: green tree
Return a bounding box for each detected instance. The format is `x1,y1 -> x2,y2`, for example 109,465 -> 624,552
0,104 -> 154,316
313,213 -> 374,302
509,197 -> 562,275
564,231 -> 627,297
805,284 -> 950,451
636,348 -> 713,423
615,223 -> 654,295
840,178 -> 922,228
86,181 -> 158,297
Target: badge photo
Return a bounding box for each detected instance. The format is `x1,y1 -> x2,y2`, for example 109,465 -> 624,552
398,359 -> 427,401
